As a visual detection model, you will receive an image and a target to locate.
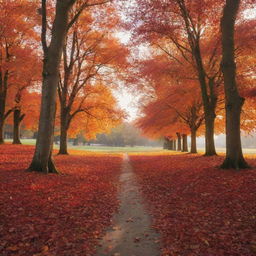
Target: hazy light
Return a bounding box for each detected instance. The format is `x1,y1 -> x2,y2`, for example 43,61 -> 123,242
114,88 -> 140,121
115,31 -> 132,44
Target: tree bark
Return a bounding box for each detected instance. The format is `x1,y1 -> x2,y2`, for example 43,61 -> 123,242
220,0 -> 249,169
12,108 -> 24,144
190,128 -> 197,153
173,140 -> 177,151
176,132 -> 181,151
166,139 -> 172,150
170,140 -> 174,150
204,110 -> 217,156
0,96 -> 5,144
59,126 -> 68,154
182,134 -> 188,152
0,118 -> 4,144
58,35 -> 72,155
175,1 -> 218,156
0,71 -> 9,144
58,108 -> 69,154
204,77 -> 217,156
28,1 -> 73,173
193,47 -> 217,156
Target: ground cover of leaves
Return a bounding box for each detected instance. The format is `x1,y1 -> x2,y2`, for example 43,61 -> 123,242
130,153 -> 256,256
0,145 -> 122,256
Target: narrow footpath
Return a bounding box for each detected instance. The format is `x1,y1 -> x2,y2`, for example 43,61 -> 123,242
96,154 -> 160,256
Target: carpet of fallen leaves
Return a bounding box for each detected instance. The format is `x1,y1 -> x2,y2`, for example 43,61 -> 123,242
0,145 -> 122,256
130,153 -> 256,256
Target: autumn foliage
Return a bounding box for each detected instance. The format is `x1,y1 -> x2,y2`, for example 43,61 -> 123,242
1,0 -> 256,255
125,0 -> 256,162
0,0 -> 39,144
130,153 -> 256,255
0,0 -> 126,160
0,145 -> 122,256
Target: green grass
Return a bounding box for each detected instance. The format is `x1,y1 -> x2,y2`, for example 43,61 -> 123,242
5,139 -> 163,153
68,145 -> 163,152
197,147 -> 256,154
5,139 -> 256,154
5,139 -> 36,145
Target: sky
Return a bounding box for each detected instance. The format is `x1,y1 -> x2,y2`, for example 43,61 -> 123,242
114,89 -> 140,121
113,31 -> 141,122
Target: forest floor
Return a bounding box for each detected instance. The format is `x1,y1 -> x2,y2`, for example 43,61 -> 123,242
0,144 -> 256,256
130,153 -> 256,256
0,145 -> 123,256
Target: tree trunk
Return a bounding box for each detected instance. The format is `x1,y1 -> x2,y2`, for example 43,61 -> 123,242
0,107 -> 13,144
58,108 -> 69,154
176,132 -> 181,151
0,118 -> 4,144
166,139 -> 172,150
0,95 -> 5,144
188,27 -> 217,156
173,140 -> 177,151
204,110 -> 217,156
167,140 -> 171,150
170,140 -> 174,150
182,134 -> 188,152
177,2 -> 218,156
59,126 -> 68,154
163,137 -> 169,149
190,128 -> 197,153
12,109 -> 24,144
0,74 -> 8,144
194,50 -> 217,156
28,1 -> 72,174
220,0 -> 249,169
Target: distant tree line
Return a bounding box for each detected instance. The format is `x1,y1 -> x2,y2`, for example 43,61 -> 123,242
95,123 -> 161,147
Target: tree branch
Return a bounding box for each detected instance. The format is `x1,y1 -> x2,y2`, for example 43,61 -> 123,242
41,0 -> 48,54
4,108 -> 14,120
67,0 -> 111,31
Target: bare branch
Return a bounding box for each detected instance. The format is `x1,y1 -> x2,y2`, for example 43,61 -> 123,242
67,0 -> 111,31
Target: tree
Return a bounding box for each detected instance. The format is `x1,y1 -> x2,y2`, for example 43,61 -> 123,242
182,134 -> 188,152
134,54 -> 205,153
29,0 -> 111,173
136,83 -> 204,153
95,122 -> 159,147
176,132 -> 182,151
64,84 -> 124,146
220,0 -> 249,169
6,91 -> 41,144
5,49 -> 41,144
58,12 -> 127,154
127,0 -> 225,155
0,0 -> 37,144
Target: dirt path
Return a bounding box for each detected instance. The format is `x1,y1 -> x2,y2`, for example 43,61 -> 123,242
96,154 -> 160,256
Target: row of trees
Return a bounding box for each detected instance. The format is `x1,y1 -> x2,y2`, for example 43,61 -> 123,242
96,123 -> 161,147
0,0 -> 128,173
0,1 -> 40,144
164,135 -> 188,152
125,0 -> 256,168
2,0 -> 255,172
